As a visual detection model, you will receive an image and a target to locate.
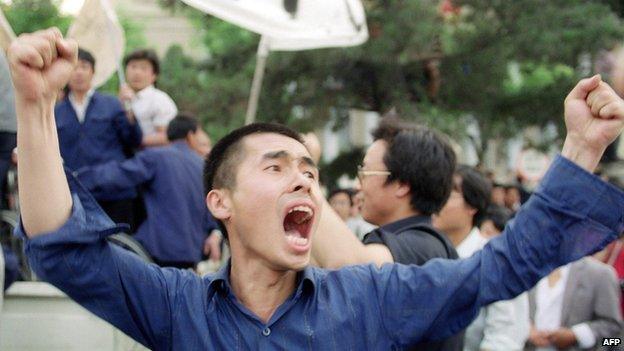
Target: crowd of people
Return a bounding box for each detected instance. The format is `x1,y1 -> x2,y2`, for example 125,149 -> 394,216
2,28 -> 624,350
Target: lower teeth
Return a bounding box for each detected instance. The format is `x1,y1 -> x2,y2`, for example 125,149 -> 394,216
286,234 -> 308,246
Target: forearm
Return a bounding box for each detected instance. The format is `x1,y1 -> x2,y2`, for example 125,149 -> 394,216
77,157 -> 150,193
561,136 -> 604,173
312,198 -> 368,268
17,96 -> 72,236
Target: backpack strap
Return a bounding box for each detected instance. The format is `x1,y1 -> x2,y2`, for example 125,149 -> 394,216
373,222 -> 457,259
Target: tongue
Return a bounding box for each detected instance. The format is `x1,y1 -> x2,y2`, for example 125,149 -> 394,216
284,211 -> 307,237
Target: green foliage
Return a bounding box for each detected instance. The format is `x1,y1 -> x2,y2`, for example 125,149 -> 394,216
160,1 -> 622,136
152,0 -> 623,180
2,0 -> 71,35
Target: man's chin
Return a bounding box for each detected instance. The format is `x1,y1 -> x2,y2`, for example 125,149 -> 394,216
282,255 -> 310,271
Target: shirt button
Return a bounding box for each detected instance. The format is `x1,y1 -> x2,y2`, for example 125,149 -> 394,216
262,327 -> 271,336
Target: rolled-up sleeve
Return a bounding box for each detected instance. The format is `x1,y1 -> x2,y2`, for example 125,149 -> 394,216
17,172 -> 188,350
373,155 -> 624,348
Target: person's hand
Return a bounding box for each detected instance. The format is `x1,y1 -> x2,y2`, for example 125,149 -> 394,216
528,326 -> 551,347
562,75 -> 624,172
7,28 -> 77,104
203,231 -> 223,262
118,83 -> 135,103
547,327 -> 577,349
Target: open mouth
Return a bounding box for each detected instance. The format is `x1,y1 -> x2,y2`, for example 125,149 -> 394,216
283,205 -> 314,249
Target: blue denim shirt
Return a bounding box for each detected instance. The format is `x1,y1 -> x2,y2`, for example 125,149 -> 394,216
75,141 -> 217,263
20,156 -> 624,350
56,92 -> 143,201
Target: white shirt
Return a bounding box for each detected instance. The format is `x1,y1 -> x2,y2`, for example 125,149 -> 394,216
130,85 -> 177,135
346,216 -> 377,241
459,228 -> 530,351
534,265 -> 596,350
68,89 -> 95,123
456,227 -> 488,259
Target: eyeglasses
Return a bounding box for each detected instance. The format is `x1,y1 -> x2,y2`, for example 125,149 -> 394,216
357,165 -> 391,181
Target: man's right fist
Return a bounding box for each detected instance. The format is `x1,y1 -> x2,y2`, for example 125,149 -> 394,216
7,28 -> 77,103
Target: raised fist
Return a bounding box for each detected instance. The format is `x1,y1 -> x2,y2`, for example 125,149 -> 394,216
7,28 -> 77,103
563,75 -> 624,170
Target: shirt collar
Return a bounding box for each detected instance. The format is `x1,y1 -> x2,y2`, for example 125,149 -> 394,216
135,85 -> 155,99
456,227 -> 488,258
379,215 -> 432,234
68,88 -> 95,105
207,260 -> 317,296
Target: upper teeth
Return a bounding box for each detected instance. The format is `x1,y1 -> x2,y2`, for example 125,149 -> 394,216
288,206 -> 313,215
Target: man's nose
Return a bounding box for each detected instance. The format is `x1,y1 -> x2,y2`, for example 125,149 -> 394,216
290,171 -> 312,193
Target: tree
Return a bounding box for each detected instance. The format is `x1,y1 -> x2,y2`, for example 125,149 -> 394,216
2,0 -> 72,35
155,0 -> 624,185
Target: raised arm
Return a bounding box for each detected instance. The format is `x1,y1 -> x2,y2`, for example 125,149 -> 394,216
8,28 -> 76,236
312,198 -> 394,268
561,75 -> 624,172
8,30 -> 189,349
369,77 -> 624,347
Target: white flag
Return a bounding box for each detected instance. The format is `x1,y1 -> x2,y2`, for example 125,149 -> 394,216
180,0 -> 368,51
0,8 -> 15,52
67,0 -> 125,87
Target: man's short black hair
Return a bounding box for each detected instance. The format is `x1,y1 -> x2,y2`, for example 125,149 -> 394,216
167,114 -> 198,141
78,48 -> 95,70
455,165 -> 492,227
328,188 -> 354,207
484,204 -> 512,232
203,123 -> 305,239
372,118 -> 456,216
123,49 -> 160,75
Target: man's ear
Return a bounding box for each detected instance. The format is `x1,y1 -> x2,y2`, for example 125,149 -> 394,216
206,189 -> 232,221
466,205 -> 477,217
186,130 -> 196,145
395,181 -> 411,199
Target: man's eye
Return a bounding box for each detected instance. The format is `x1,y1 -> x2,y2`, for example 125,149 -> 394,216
266,165 -> 281,172
304,171 -> 316,179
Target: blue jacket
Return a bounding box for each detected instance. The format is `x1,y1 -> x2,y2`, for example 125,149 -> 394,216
55,92 -> 142,201
76,141 -> 217,263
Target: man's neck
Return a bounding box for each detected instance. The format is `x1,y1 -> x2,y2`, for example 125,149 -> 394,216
229,256 -> 298,324
71,90 -> 89,104
134,84 -> 153,94
377,207 -> 420,227
446,226 -> 473,247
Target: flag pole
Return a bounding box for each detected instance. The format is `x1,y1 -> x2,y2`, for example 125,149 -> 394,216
0,8 -> 16,51
244,36 -> 270,125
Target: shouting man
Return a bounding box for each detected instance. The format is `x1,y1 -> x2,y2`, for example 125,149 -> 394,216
8,29 -> 624,350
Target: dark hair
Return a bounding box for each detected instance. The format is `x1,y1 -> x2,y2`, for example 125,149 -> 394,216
203,123 -> 305,239
167,115 -> 198,141
483,205 -> 512,232
123,49 -> 160,75
455,165 -> 492,227
77,48 -> 95,70
372,118 -> 456,216
328,188 -> 354,207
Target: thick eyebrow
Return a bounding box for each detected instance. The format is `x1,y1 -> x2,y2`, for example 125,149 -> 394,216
262,150 -> 318,169
300,156 -> 316,168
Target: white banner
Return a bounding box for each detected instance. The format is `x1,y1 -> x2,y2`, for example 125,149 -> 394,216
67,0 -> 125,87
181,0 -> 368,51
0,8 -> 15,52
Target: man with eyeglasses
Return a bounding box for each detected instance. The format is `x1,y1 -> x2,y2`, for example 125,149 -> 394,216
314,118 -> 464,351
